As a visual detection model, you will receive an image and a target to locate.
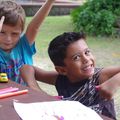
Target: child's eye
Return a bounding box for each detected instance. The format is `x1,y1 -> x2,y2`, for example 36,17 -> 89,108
0,31 -> 5,34
12,33 -> 19,36
85,50 -> 91,55
72,55 -> 81,61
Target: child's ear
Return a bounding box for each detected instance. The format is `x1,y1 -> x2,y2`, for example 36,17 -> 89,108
55,66 -> 67,75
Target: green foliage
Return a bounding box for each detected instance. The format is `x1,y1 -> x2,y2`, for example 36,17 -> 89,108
71,0 -> 120,36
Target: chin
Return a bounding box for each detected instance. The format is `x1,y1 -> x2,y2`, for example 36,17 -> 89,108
86,68 -> 95,77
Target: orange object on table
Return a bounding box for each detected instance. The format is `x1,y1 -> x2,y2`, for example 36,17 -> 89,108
0,89 -> 28,99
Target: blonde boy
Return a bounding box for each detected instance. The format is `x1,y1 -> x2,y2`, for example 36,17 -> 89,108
0,0 -> 55,91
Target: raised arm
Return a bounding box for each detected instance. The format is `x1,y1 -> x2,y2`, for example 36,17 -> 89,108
25,0 -> 55,45
0,16 -> 5,32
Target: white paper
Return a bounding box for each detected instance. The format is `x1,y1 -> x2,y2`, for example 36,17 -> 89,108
13,101 -> 103,120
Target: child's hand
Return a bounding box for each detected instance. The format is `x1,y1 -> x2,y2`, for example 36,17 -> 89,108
96,83 -> 115,100
0,16 -> 5,32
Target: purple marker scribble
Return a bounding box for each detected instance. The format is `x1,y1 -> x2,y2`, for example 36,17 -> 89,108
60,116 -> 64,120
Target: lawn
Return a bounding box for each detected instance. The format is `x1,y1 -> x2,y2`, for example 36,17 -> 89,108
26,15 -> 120,69
27,15 -> 120,119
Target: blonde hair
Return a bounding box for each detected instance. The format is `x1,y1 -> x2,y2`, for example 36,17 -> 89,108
0,0 -> 26,31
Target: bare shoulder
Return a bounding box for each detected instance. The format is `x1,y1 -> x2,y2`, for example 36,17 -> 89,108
99,66 -> 120,83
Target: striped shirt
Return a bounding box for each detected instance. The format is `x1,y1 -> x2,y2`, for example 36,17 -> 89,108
55,68 -> 116,120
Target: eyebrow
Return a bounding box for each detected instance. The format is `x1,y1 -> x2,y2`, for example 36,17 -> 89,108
70,48 -> 90,58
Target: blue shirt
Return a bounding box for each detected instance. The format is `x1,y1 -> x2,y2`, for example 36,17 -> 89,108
0,34 -> 36,85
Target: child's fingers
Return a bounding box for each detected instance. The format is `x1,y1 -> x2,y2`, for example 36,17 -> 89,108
95,85 -> 100,90
0,16 -> 5,32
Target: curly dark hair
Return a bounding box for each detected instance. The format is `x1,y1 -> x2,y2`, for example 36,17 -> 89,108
48,32 -> 86,66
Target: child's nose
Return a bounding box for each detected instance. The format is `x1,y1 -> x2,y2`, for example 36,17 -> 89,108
6,35 -> 12,42
82,55 -> 89,63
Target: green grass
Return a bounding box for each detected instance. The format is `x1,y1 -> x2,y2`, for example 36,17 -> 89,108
87,36 -> 120,67
27,15 -> 120,68
26,15 -> 120,119
26,16 -> 73,57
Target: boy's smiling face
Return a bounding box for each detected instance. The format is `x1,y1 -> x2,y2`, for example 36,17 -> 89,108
62,39 -> 95,83
0,20 -> 22,53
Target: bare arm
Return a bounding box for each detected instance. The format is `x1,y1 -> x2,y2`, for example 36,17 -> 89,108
97,66 -> 120,99
20,65 -> 42,92
34,66 -> 58,85
99,66 -> 120,83
25,0 -> 55,45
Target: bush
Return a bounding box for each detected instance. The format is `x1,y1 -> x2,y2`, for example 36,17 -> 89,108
71,0 -> 120,36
